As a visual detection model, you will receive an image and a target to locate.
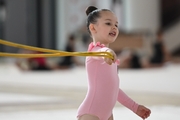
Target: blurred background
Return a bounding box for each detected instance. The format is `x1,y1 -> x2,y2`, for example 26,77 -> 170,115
0,0 -> 180,120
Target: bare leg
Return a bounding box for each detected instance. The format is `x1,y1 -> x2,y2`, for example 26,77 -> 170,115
108,114 -> 114,120
78,114 -> 99,120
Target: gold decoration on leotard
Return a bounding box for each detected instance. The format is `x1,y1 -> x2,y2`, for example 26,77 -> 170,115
0,39 -> 114,59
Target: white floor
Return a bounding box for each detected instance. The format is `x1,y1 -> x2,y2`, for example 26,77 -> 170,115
0,62 -> 180,120
0,62 -> 180,95
0,105 -> 180,120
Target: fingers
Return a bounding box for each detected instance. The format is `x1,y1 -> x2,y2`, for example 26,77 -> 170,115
144,109 -> 151,118
136,105 -> 151,119
141,108 -> 151,119
104,57 -> 113,65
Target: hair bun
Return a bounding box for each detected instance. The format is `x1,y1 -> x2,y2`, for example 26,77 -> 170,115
86,6 -> 98,16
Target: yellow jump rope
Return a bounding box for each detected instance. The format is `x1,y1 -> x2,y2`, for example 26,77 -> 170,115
0,39 -> 113,59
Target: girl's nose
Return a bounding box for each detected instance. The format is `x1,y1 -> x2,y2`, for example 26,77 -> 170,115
113,25 -> 117,29
112,26 -> 118,31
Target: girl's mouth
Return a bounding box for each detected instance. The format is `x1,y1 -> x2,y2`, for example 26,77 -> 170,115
109,32 -> 116,37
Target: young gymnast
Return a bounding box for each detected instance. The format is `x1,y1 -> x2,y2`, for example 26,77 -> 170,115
77,6 -> 151,120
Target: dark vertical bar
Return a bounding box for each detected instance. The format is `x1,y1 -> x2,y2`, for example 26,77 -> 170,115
0,0 -> 5,52
41,0 -> 56,49
50,0 -> 56,49
36,0 -> 42,47
26,0 -> 38,47
4,0 -> 28,52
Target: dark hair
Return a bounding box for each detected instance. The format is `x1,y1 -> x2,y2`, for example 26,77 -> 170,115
85,6 -> 110,34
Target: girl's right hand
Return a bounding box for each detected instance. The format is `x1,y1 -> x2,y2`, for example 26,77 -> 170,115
104,49 -> 117,65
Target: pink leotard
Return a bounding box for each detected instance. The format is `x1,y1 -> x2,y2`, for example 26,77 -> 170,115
77,42 -> 138,120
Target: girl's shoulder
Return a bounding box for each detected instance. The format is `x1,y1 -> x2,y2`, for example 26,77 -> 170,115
88,42 -> 108,52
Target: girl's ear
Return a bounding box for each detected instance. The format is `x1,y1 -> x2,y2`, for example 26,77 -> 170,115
89,23 -> 97,34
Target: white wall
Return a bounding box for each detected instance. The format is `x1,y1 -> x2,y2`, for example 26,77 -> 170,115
56,0 -> 95,50
164,21 -> 180,52
96,0 -> 111,9
56,0 -> 66,50
124,0 -> 160,33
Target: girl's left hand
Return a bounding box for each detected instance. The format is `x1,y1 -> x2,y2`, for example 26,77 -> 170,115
104,49 -> 117,65
136,105 -> 151,119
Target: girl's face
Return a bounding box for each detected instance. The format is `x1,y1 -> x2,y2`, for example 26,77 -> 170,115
93,11 -> 119,46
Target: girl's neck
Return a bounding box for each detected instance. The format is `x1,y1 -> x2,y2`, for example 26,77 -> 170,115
92,39 -> 109,47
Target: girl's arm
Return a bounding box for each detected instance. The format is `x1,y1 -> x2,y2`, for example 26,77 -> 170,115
117,89 -> 151,119
117,88 -> 139,113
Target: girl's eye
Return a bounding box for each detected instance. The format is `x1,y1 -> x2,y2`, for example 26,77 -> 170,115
115,25 -> 118,28
106,23 -> 111,25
